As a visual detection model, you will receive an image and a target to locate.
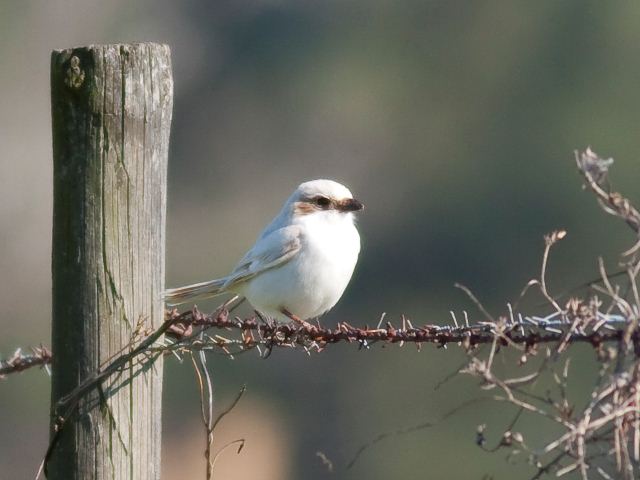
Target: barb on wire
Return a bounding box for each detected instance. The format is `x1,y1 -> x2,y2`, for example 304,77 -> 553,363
0,346 -> 51,378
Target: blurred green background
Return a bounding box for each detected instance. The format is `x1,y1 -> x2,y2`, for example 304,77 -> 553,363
2,1 -> 640,478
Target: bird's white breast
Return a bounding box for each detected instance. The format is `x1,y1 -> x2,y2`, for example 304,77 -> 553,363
238,212 -> 360,320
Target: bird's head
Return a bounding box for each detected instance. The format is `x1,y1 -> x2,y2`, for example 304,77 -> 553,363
289,179 -> 364,220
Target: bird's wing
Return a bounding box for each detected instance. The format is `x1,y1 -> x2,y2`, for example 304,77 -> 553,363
222,224 -> 303,289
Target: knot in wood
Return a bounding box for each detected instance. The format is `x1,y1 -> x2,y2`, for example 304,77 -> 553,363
64,55 -> 85,89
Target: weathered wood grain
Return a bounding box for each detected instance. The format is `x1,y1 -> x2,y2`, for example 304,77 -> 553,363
50,43 -> 172,480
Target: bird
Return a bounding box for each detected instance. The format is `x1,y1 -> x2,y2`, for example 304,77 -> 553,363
164,179 -> 364,324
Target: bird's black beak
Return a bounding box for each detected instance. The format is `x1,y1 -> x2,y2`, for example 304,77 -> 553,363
338,198 -> 365,212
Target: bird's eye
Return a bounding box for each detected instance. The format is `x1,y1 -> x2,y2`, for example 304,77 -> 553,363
315,196 -> 331,208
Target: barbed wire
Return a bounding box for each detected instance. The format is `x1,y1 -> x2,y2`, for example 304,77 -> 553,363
4,146 -> 640,480
0,346 -> 51,378
1,306 -> 635,380
161,305 -> 634,356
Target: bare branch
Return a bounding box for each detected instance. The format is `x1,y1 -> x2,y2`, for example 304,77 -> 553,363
576,148 -> 640,237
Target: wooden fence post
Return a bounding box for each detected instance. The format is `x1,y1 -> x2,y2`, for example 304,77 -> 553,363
49,43 -> 172,479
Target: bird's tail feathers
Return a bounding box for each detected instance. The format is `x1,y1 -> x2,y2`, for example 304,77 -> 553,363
163,278 -> 228,306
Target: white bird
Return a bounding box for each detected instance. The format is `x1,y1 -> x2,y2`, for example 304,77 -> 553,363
164,179 -> 364,323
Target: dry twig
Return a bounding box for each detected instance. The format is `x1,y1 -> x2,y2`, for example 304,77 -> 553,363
460,149 -> 640,479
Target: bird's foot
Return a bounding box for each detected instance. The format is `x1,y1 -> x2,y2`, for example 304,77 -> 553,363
281,308 -> 314,330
